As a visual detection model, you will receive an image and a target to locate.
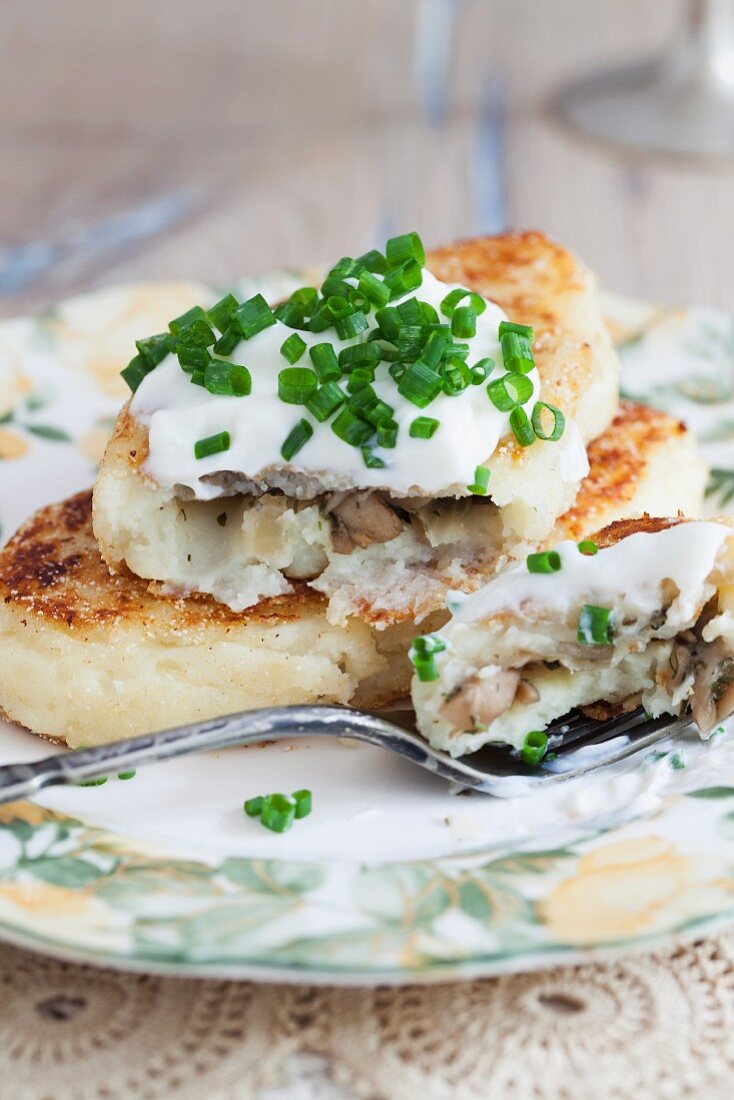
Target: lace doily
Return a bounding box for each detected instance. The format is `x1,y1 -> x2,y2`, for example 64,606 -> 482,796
5,935 -> 734,1100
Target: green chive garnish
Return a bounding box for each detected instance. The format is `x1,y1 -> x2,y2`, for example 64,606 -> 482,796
356,248 -> 388,274
410,416 -> 440,439
309,343 -> 341,382
169,306 -> 216,347
441,358 -> 471,396
358,270 -> 391,308
204,360 -> 251,397
521,730 -> 548,766
306,382 -> 346,422
451,306 -> 477,338
331,407 -> 374,446
234,294 -> 276,339
121,355 -> 151,393
136,332 -> 171,368
281,418 -> 314,461
531,401 -> 566,442
468,465 -> 490,495
194,431 -> 230,460
364,399 -> 395,427
278,367 -> 318,404
377,420 -> 398,449
499,320 -> 534,340
527,550 -> 561,574
510,406 -> 535,447
338,343 -> 380,370
397,361 -> 443,408
207,293 -> 239,333
500,329 -> 534,374
487,373 -> 533,411
362,446 -> 386,469
117,769 -> 136,780
410,635 -> 446,683
213,326 -> 241,356
177,345 -> 210,372
244,796 -> 265,817
261,793 -> 296,833
385,231 -> 426,269
335,311 -> 369,340
439,288 -> 487,318
77,776 -> 108,787
383,260 -> 422,299
280,333 -> 307,365
471,357 -> 494,384
374,306 -> 401,341
293,789 -> 312,819
578,605 -> 615,645
578,540 -> 598,555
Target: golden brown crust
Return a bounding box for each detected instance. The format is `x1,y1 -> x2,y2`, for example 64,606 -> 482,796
0,489 -> 325,634
592,514 -> 685,549
554,401 -> 688,541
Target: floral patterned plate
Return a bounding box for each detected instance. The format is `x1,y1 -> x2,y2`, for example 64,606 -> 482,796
2,279 -> 734,985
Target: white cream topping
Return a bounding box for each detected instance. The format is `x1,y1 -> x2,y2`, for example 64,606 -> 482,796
451,522 -> 731,630
131,269 -> 574,500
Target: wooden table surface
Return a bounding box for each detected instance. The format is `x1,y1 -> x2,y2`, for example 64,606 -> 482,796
0,0 -> 732,317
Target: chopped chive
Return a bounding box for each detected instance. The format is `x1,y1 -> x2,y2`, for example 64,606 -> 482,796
121,354 -> 151,393
136,332 -> 171,368
439,287 -> 487,317
521,730 -> 548,766
471,357 -> 494,384
234,294 -> 276,339
332,407 -> 374,446
356,248 -> 388,274
281,418 -> 314,461
76,776 -> 108,787
397,325 -> 427,363
374,306 -> 401,341
278,367 -> 318,404
194,431 -> 230,460
335,310 -> 369,340
410,416 -> 440,439
306,382 -> 346,422
216,512 -> 227,527
384,259 -> 423,299
338,342 -> 381,370
324,294 -> 351,320
364,398 -> 395,427
207,293 -> 239,333
421,329 -> 448,370
442,358 -> 472,396
468,465 -> 490,495
412,634 -> 447,655
169,306 -> 215,347
377,419 -> 398,448
358,270 -> 391,308
578,604 -> 615,645
309,342 -> 341,382
510,406 -> 536,447
205,360 -> 252,397
244,795 -> 265,817
578,540 -> 598,555
321,274 -> 352,299
500,330 -> 534,374
362,445 -> 386,468
261,793 -> 296,833
176,345 -> 210,371
348,290 -> 369,313
386,231 -> 426,269
487,373 -> 534,411
396,297 -> 426,326
531,401 -> 566,442
280,333 -> 307,365
397,361 -> 443,408
368,337 -> 400,362
189,369 -> 206,387
274,300 -> 307,328
527,550 -> 562,574
306,304 -> 333,333
347,369 -> 375,394
293,789 -> 312,818
290,286 -> 319,313
451,306 -> 477,338
348,384 -> 378,413
213,325 -> 241,356
117,769 -> 136,780
499,320 -> 534,341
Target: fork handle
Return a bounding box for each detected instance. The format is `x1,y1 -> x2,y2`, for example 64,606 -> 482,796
0,706 -> 416,805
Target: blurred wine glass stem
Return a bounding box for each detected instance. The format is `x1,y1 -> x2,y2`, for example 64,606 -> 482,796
556,0 -> 734,158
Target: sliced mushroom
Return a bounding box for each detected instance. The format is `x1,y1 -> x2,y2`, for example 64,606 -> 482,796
327,491 -> 405,554
690,640 -> 734,734
440,669 -> 521,732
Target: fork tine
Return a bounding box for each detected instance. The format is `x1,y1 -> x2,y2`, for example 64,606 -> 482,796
548,706 -> 650,753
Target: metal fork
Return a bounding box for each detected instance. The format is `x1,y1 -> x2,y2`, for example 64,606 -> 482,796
0,704 -> 689,803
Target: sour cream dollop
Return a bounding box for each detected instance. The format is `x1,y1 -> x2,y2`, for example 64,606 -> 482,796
132,269 -> 567,499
